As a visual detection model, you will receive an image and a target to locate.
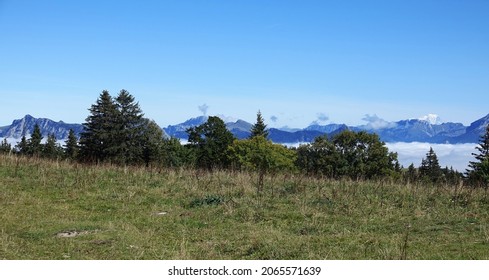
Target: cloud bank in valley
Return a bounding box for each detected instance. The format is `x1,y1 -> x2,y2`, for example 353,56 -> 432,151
386,142 -> 478,172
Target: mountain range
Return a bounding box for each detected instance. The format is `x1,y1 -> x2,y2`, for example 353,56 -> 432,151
1,114 -> 488,145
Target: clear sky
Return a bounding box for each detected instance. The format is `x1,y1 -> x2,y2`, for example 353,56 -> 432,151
1,0 -> 488,128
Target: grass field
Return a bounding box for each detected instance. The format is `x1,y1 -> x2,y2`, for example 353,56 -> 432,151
1,154 -> 489,260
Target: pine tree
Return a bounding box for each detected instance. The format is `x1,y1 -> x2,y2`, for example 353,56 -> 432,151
79,90 -> 118,163
28,124 -> 43,157
250,110 -> 269,139
419,147 -> 442,184
466,124 -> 489,188
64,129 -> 79,160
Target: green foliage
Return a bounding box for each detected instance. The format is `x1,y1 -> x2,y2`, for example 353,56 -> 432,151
296,135 -> 338,177
15,136 -> 28,155
229,136 -> 296,173
64,129 -> 79,160
140,119 -> 165,167
229,136 -> 296,192
419,147 -> 443,185
79,90 -> 166,166
249,110 -> 269,139
79,90 -> 119,163
297,131 -> 399,180
0,139 -> 12,154
28,124 -> 43,157
161,137 -> 189,168
111,89 -> 146,165
467,125 -> 489,188
42,134 -> 63,159
187,116 -> 235,170
405,163 -> 418,183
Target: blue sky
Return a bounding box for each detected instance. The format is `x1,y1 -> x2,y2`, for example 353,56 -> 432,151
1,0 -> 488,128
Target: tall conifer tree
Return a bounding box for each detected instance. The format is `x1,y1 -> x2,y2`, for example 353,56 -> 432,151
466,124 -> 489,188
28,124 -> 43,157
419,147 -> 442,184
250,110 -> 269,139
113,89 -> 145,165
79,90 -> 118,163
64,129 -> 79,160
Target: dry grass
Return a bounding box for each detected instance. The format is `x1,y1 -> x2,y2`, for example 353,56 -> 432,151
1,154 -> 489,259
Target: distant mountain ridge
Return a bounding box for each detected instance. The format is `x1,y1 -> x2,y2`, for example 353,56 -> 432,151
1,114 -> 489,144
0,115 -> 83,140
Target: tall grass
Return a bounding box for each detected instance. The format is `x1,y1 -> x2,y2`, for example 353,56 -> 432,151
1,154 -> 488,259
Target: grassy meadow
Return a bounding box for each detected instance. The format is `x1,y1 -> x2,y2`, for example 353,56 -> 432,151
1,154 -> 489,260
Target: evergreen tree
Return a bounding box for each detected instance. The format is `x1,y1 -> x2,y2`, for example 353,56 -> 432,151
419,147 -> 443,184
64,129 -> 79,160
15,136 -> 28,155
28,124 -> 43,157
249,110 -> 269,139
112,89 -> 146,165
406,163 -> 418,183
466,124 -> 489,188
0,139 -> 12,154
79,90 -> 118,163
43,133 -> 62,159
187,116 -> 236,170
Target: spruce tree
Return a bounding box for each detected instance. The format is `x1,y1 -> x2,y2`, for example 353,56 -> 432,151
250,110 -> 269,139
419,147 -> 442,184
79,90 -> 118,163
43,133 -> 61,159
64,129 -> 79,160
15,136 -> 28,155
466,124 -> 489,188
28,124 -> 43,157
112,89 -> 145,165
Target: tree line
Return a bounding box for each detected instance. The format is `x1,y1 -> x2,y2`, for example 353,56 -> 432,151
1,90 -> 488,189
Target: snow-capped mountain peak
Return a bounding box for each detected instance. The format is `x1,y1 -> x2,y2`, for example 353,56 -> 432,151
418,114 -> 442,125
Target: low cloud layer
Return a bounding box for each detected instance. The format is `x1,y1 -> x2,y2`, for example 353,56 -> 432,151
386,142 -> 477,172
270,115 -> 278,123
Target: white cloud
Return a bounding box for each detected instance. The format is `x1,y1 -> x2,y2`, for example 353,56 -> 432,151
386,142 -> 477,172
198,104 -> 209,116
310,113 -> 330,126
362,114 -> 396,130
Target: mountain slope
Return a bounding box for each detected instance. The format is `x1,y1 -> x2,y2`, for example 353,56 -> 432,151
0,115 -> 83,140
